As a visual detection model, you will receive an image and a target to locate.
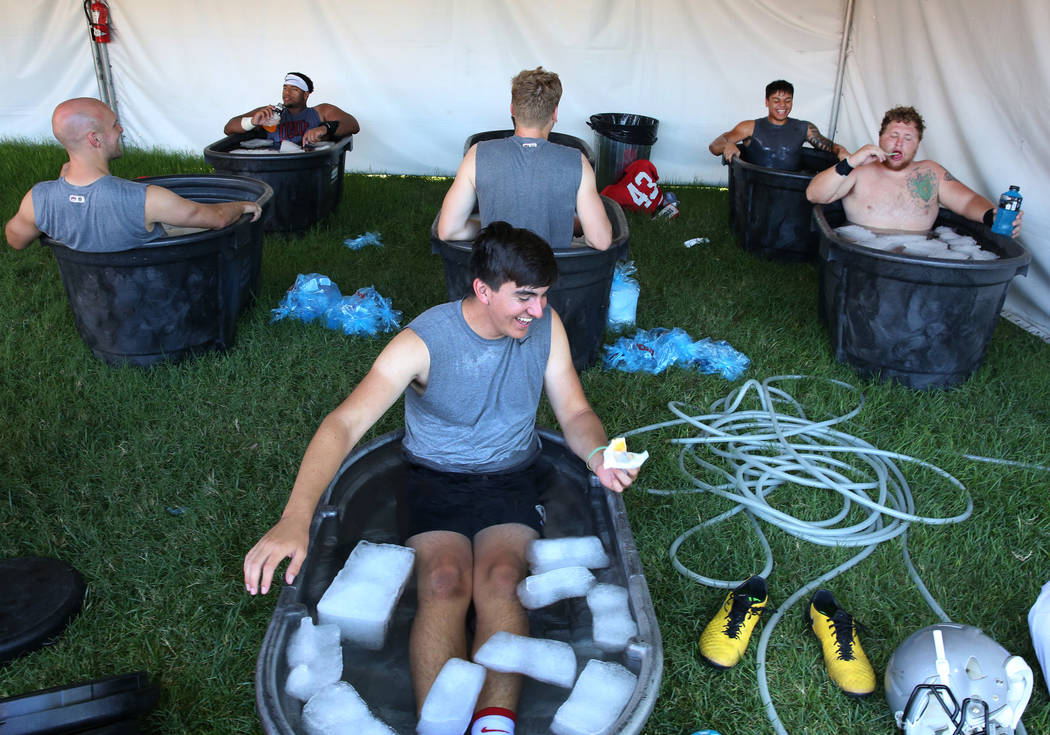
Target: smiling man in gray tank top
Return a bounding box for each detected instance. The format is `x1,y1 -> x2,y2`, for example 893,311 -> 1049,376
708,79 -> 848,170
245,222 -> 638,734
437,67 -> 612,250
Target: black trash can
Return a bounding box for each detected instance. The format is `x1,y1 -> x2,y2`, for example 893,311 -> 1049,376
814,204 -> 1031,389
44,174 -> 272,368
727,148 -> 837,261
255,429 -> 662,735
430,196 -> 630,372
464,130 -> 596,172
204,134 -> 352,233
587,113 -> 659,192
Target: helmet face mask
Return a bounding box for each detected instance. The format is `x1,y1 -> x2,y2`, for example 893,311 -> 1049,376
885,623 -> 1034,735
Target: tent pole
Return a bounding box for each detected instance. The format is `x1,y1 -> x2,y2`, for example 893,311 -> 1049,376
828,0 -> 856,140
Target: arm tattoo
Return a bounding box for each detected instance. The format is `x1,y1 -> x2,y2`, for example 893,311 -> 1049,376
907,168 -> 937,203
806,123 -> 835,152
944,170 -> 957,182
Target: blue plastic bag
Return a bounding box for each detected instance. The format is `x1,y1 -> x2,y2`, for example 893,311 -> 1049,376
323,286 -> 402,335
271,273 -> 342,323
607,260 -> 640,329
272,275 -> 402,337
602,327 -> 749,380
343,232 -> 383,250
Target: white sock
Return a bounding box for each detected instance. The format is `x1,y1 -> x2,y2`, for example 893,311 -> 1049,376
470,708 -> 515,735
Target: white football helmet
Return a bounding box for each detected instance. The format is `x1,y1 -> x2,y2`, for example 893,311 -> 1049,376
885,623 -> 1033,735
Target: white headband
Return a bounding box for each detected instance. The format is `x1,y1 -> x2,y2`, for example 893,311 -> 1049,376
284,74 -> 310,93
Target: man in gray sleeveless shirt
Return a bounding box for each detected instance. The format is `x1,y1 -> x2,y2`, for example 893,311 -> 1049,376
437,67 -> 612,250
245,223 -> 637,734
5,98 -> 261,252
708,79 -> 847,170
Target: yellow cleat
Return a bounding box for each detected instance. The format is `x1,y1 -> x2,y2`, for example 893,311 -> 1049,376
698,575 -> 768,669
807,589 -> 876,697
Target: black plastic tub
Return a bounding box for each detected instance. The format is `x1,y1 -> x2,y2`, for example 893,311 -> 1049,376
464,130 -> 596,172
203,134 -> 352,233
727,147 -> 837,261
815,204 -> 1031,389
44,174 -> 272,368
255,428 -> 662,735
430,196 -> 630,372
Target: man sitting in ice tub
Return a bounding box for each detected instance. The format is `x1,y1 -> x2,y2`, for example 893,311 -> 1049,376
223,71 -> 360,148
244,222 -> 638,735
5,98 -> 261,252
709,79 -> 848,170
805,105 -> 1023,236
437,66 -> 613,251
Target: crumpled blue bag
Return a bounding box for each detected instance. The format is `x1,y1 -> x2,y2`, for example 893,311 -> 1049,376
272,274 -> 401,336
270,273 -> 341,323
607,260 -> 640,329
344,232 -> 383,250
323,286 -> 402,335
603,327 -> 750,380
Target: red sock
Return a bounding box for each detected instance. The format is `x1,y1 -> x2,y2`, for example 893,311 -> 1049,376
469,707 -> 516,735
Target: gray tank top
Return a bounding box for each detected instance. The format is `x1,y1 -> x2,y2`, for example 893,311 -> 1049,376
402,299 -> 551,473
744,117 -> 810,170
32,176 -> 161,252
476,136 -> 581,249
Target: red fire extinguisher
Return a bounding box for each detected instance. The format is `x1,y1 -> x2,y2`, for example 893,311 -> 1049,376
87,1 -> 111,44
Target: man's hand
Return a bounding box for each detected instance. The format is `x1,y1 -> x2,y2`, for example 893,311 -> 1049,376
589,455 -> 639,493
847,144 -> 889,168
721,142 -> 742,164
251,106 -> 277,127
242,201 -> 262,222
243,515 -> 311,595
303,125 -> 327,145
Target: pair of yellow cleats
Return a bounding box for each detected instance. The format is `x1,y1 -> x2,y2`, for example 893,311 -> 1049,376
697,576 -> 876,697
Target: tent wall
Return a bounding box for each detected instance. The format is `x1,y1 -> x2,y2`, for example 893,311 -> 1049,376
2,0 -> 1047,338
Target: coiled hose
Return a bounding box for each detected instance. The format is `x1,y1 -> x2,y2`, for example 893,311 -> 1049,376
624,375 -> 1032,735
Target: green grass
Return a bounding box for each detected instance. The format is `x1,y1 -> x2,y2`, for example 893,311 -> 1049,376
2,141 -> 1049,734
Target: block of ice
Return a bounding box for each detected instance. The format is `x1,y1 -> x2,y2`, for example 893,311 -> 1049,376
527,536 -> 610,574
287,616 -> 342,669
834,224 -> 877,243
317,540 -> 416,650
586,584 -> 638,652
551,659 -> 638,735
284,643 -> 343,702
302,681 -> 398,735
474,631 -> 578,688
417,658 -> 487,735
517,566 -> 597,609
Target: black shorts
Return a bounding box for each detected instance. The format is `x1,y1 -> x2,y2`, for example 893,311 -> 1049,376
403,460 -> 546,541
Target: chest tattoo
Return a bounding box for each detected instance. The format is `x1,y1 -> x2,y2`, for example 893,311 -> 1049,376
907,168 -> 937,203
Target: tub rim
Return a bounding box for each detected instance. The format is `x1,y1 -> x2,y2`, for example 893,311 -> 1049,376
814,204 -> 1031,274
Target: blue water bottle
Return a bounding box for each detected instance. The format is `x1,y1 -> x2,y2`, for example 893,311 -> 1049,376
991,185 -> 1022,235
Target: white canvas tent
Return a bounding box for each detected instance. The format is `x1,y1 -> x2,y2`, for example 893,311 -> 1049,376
3,0 -> 1048,340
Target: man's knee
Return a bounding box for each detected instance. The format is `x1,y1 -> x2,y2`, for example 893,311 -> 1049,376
417,559 -> 472,605
474,557 -> 527,600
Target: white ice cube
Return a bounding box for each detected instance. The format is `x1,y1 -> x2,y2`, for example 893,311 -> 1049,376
474,631 -> 577,688
302,681 -> 397,735
586,584 -> 638,652
517,566 -> 596,609
317,540 -> 416,650
528,536 -> 610,574
417,658 -> 487,735
287,616 -> 342,668
551,659 -> 638,735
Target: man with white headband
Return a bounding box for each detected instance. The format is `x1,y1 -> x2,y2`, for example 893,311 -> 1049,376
223,72 -> 360,147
